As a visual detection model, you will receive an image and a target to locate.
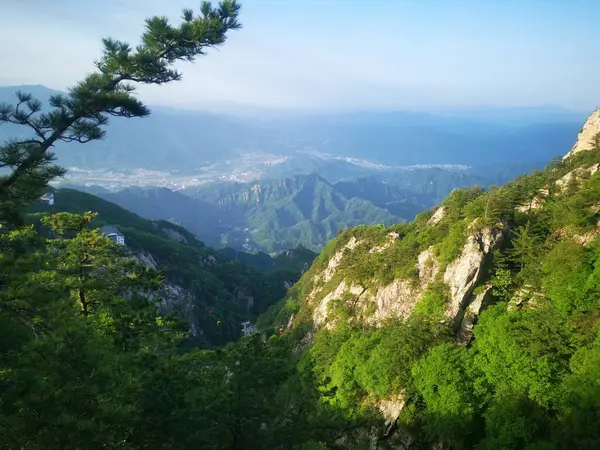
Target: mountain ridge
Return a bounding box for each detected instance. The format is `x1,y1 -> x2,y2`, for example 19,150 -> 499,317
0,85 -> 585,173
27,188 -> 311,346
252,109 -> 600,447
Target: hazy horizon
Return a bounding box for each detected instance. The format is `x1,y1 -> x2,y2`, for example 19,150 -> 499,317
1,0 -> 598,113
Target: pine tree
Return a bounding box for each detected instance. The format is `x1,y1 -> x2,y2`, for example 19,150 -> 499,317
0,4 -> 242,448
0,0 -> 241,225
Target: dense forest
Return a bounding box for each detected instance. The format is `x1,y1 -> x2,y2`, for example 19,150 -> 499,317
2,1 -> 600,449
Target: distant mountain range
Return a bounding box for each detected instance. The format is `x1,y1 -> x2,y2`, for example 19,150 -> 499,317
3,84 -> 583,253
67,159 -> 544,252
0,85 -> 587,175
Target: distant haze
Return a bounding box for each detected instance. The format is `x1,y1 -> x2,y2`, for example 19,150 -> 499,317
1,0 -> 598,113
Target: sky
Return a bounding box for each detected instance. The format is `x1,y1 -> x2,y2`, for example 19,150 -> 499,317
0,0 -> 598,112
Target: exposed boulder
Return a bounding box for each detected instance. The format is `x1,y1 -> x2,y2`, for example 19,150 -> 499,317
516,188 -> 549,212
322,236 -> 360,283
369,232 -> 401,254
509,283 -> 545,311
312,224 -> 504,331
555,163 -> 600,192
158,283 -> 199,337
313,277 -> 420,329
134,251 -> 159,270
313,280 -> 365,328
375,393 -> 406,430
427,206 -> 446,226
443,223 -> 506,328
457,285 -> 493,343
417,246 -> 439,284
563,108 -> 600,159
366,279 -> 420,325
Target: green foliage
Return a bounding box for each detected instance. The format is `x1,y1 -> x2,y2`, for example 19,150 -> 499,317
187,174 -> 407,252
437,219 -> 467,268
30,188 -> 299,346
473,305 -> 574,406
490,267 -> 513,301
412,343 -> 477,444
0,2 -> 241,225
412,283 -> 449,317
247,142 -> 600,448
2,12 -> 600,446
305,318 -> 451,412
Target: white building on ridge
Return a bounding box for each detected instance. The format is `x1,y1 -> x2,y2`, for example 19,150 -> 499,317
100,225 -> 126,246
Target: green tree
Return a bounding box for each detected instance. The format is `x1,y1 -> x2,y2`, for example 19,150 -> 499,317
0,0 -> 241,224
412,343 -> 478,447
0,3 -> 242,448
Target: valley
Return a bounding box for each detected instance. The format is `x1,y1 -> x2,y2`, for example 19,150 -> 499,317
1,1 -> 599,448
0,85 -> 576,255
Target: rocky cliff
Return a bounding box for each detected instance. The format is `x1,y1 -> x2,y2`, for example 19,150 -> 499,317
564,108 -> 600,159
259,109 -> 600,446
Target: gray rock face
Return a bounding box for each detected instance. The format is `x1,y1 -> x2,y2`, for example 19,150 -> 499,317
162,227 -> 189,243
457,285 -> 493,343
312,223 -> 505,331
134,250 -> 199,337
427,206 -> 446,226
563,109 -> 600,159
443,223 -> 506,329
301,221 -> 507,436
322,237 -> 360,283
135,251 -> 158,270
417,246 -> 438,284
366,279 -> 420,325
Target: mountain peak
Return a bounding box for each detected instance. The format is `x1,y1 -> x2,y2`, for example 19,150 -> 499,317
564,108 -> 600,160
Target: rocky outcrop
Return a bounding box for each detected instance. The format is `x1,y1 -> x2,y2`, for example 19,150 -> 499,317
457,285 -> 493,343
369,232 -> 400,254
135,251 -> 159,271
556,163 -> 600,192
162,227 -> 189,243
313,280 -> 365,328
417,246 -> 439,284
428,206 -> 446,226
376,394 -> 406,429
312,278 -> 420,329
574,227 -> 600,246
131,250 -> 199,335
516,188 -> 549,212
509,283 -> 545,311
158,283 -> 200,337
443,223 -> 505,329
563,109 -> 600,160
322,237 -> 360,283
311,223 -> 504,331
366,280 -> 420,325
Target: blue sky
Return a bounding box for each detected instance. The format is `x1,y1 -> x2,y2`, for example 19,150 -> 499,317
0,0 -> 598,112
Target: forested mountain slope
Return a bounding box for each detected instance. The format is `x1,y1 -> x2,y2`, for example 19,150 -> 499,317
28,188 -> 303,346
3,102 -> 600,450
93,163 -> 545,254
254,108 -> 600,448
1,1 -> 598,446
185,173 -> 410,251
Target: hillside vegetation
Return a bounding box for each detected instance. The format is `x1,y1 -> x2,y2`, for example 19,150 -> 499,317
28,188 -> 306,346
254,110 -> 600,448
91,163 -> 544,254
2,1 -> 599,447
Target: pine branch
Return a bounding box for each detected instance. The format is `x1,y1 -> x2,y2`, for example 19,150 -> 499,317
0,1 -> 241,220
